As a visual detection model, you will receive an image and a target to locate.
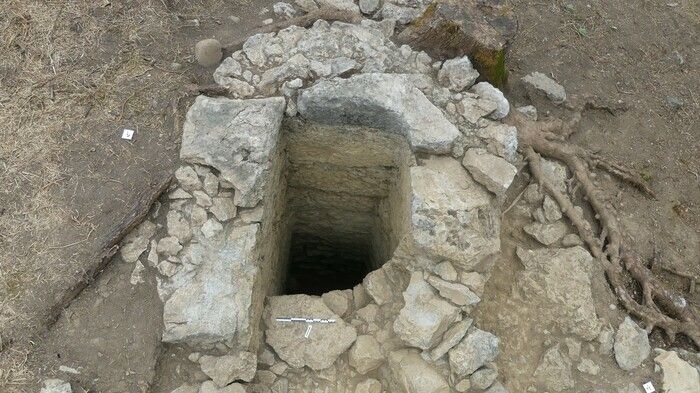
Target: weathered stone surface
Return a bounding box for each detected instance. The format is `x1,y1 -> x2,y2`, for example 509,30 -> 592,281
654,350 -> 700,393
349,335 -> 384,374
363,268 -> 393,306
195,39 -> 223,67
462,148 -> 516,195
448,328 -> 500,376
472,82 -> 509,119
408,159 -> 499,269
210,197 -> 237,222
393,272 -> 461,350
433,261 -> 458,282
613,316 -> 650,371
162,224 -> 259,347
181,96 -> 285,207
516,247 -> 601,340
199,352 -> 257,386
534,344 -> 574,392
40,379 -> 72,393
388,349 -> 450,393
381,0 -> 432,24
470,367 -> 498,390
265,294 -> 357,370
460,272 -> 486,296
522,72 -> 567,104
355,378 -> 382,393
170,383 -> 199,393
476,123 -> 518,162
359,0 -> 380,15
485,381 -> 508,393
199,381 -> 246,393
577,358 -> 600,375
428,318 -> 472,361
157,236 -> 182,257
120,220 -> 156,263
543,195 -> 563,222
201,218 -> 224,239
438,56 -> 479,91
397,0 -> 517,87
297,73 -> 460,154
167,210 -> 192,243
427,275 -> 480,306
273,2 -> 297,18
523,221 -> 568,245
321,289 -> 351,317
175,166 -> 202,192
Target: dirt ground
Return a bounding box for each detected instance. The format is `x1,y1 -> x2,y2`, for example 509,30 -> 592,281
0,0 -> 698,391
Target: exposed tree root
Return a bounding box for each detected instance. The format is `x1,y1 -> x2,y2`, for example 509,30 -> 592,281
509,113 -> 700,348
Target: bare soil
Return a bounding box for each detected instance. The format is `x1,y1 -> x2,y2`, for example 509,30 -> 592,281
0,0 -> 697,391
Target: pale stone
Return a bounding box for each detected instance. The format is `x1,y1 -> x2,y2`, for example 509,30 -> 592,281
614,316 -> 650,371
198,381 -> 246,393
355,378 -> 382,393
167,210 -> 193,243
460,272 -> 486,296
170,383 -> 198,393
516,247 -> 601,340
321,290 -> 351,317
471,367 -> 498,390
433,261 -> 458,282
463,148 -> 517,195
363,268 -> 393,305
199,352 -> 257,386
157,236 -> 182,257
120,220 -> 156,263
388,349 -> 450,393
201,218 -> 223,238
176,166 -> 202,192
448,328 -> 500,376
472,82 -> 509,119
654,350 -> 700,393
349,335 -> 384,374
195,39 -> 223,67
162,224 -> 259,347
203,172 -> 219,196
129,261 -> 146,285
40,379 -> 72,393
438,56 -> 479,91
427,275 -> 480,306
193,190 -> 213,207
359,0 -> 380,14
181,96 -> 286,208
353,284 -> 370,309
577,358 -> 600,375
522,72 -> 567,104
190,205 -> 208,228
169,188 -> 192,199
477,123 -> 518,162
534,344 -> 574,392
210,197 -> 237,222
297,73 -> 460,154
543,195 -> 563,222
265,294 -> 357,370
523,221 -> 568,245
393,272 -> 461,350
428,318 -> 472,361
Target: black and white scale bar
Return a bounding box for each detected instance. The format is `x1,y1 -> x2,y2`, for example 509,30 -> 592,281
275,317 -> 336,324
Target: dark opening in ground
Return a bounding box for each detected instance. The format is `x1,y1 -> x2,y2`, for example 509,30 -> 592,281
284,234 -> 371,295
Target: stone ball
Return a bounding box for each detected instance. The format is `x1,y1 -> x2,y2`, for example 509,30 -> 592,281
195,38 -> 222,67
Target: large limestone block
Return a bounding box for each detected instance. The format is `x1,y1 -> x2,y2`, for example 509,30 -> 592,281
393,272 -> 461,350
181,96 -> 285,207
388,349 -> 450,393
265,294 -> 357,370
516,246 -> 601,340
162,224 -> 259,348
654,350 -> 700,393
462,148 -> 517,195
407,158 -> 500,268
297,73 -> 460,154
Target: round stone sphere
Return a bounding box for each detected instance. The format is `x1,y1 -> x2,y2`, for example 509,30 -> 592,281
195,38 -> 222,67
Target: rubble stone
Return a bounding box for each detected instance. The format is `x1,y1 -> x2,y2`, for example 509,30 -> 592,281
614,317 -> 650,371
199,352 -> 257,386
349,335 -> 384,374
449,328 -> 500,376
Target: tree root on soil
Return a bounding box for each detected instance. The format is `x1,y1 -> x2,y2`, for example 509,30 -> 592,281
507,113 -> 700,347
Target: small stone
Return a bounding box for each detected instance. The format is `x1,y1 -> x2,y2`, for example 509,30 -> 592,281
256,370 -> 276,385
449,328 -> 500,376
262,18 -> 274,25
167,210 -> 193,243
614,316 -> 650,371
388,349 -> 450,392
176,166 -> 202,192
427,275 -> 480,306
363,268 -> 393,305
455,379 -> 471,392
522,72 -> 567,104
158,259 -> 181,277
294,0 -> 319,13
664,96 -> 684,110
654,350 -> 700,393
516,105 -> 538,120
543,195 -> 562,222
169,188 -> 192,200
199,381 -> 245,393
170,383 -> 199,393
597,324 -> 614,355
472,82 -> 510,119
271,378 -> 289,393
201,218 -> 223,238
561,234 -> 583,247
193,190 -> 213,207
355,378 -> 382,393
438,56 -> 480,91
203,172 -> 219,196
460,272 -> 486,296
359,0 -> 380,15
349,335 -> 384,374
157,236 -> 182,256
147,240 -> 159,266
433,261 -> 458,282
321,290 -> 351,317
524,183 -> 543,204
120,220 -> 156,263
239,205 -> 264,223
199,352 -> 257,386
564,337 -> 581,360
195,39 -> 223,67
429,318 -> 472,361
471,367 -> 498,390
188,352 -> 201,362
129,261 -> 146,285
523,221 -> 568,245
485,381 -> 509,393
40,379 -> 72,393
532,207 -> 547,223
270,362 -> 288,375
190,205 -> 208,227
273,2 -> 297,18
534,344 -> 574,392
356,304 -> 378,324
210,197 -> 237,222
353,283 -> 370,309
617,383 -> 643,393
577,358 -> 600,375
463,148 -> 517,195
